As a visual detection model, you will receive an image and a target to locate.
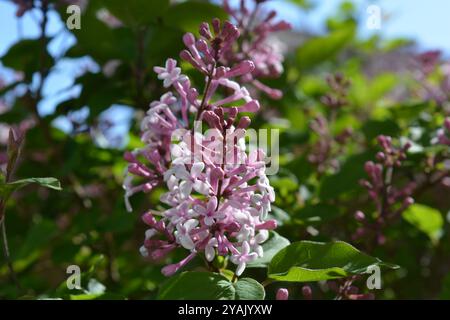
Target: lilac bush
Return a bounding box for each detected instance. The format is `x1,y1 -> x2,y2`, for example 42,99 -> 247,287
3,0 -> 450,301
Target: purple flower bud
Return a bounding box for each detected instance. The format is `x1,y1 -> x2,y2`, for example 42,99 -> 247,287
225,60 -> 255,78
444,117 -> 450,131
180,50 -> 208,74
196,39 -> 214,64
265,10 -> 277,22
353,227 -> 366,240
183,33 -> 196,46
403,141 -> 412,150
302,285 -> 313,300
237,116 -> 251,129
276,288 -> 289,300
124,151 -> 136,163
376,152 -> 385,162
256,219 -> 277,230
377,234 -> 386,245
270,21 -> 292,32
364,161 -> 375,174
354,211 -> 366,222
348,293 -> 375,300
199,22 -> 213,40
142,212 -> 157,227
228,107 -> 238,119
161,252 -> 196,276
225,221 -> 241,232
404,197 -> 414,206
128,163 -> 152,178
239,100 -> 260,112
203,111 -> 223,129
212,18 -> 221,35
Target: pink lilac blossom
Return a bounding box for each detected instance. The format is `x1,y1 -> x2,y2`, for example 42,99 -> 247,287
308,73 -> 353,174
124,19 -> 277,277
222,0 -> 291,99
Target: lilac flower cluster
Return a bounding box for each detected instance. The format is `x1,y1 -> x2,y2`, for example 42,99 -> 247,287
223,0 -> 291,99
308,73 -> 353,174
437,118 -> 450,146
354,135 -> 415,245
320,73 -> 350,110
124,19 -> 278,277
415,50 -> 450,107
308,116 -> 352,173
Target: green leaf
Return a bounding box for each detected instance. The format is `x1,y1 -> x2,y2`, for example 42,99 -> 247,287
296,25 -> 355,70
440,273 -> 450,299
268,241 -> 398,282
319,152 -> 373,200
233,278 -> 265,300
389,102 -> 431,121
66,3 -> 135,62
7,219 -> 58,273
287,0 -> 314,9
1,39 -> 54,80
362,119 -> 401,142
163,2 -> 227,34
0,177 -> 62,199
269,206 -> 291,226
104,0 -> 169,28
248,232 -> 290,268
157,272 -> 235,300
403,204 -> 444,242
8,177 -> 62,191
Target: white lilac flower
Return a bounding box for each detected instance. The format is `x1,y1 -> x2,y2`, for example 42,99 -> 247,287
230,241 -> 258,276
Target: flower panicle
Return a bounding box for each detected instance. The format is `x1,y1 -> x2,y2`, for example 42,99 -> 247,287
124,18 -> 278,277
354,135 -> 415,245
222,0 -> 291,99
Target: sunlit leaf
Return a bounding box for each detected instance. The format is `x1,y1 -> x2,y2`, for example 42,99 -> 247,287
268,241 -> 398,282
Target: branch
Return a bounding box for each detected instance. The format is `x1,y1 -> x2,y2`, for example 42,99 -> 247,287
1,217 -> 22,291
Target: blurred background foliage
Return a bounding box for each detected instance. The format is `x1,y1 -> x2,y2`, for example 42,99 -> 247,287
0,0 -> 449,299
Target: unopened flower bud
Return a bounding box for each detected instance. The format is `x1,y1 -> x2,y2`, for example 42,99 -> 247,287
354,211 -> 366,222
302,285 -> 313,300
276,288 -> 289,300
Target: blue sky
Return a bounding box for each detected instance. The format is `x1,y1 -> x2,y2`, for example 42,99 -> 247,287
267,0 -> 450,54
1,0 -> 450,138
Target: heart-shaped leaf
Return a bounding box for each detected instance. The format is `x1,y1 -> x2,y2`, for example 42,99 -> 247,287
157,272 -> 235,300
403,204 -> 443,242
157,272 -> 266,300
233,278 -> 265,300
268,241 -> 398,282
